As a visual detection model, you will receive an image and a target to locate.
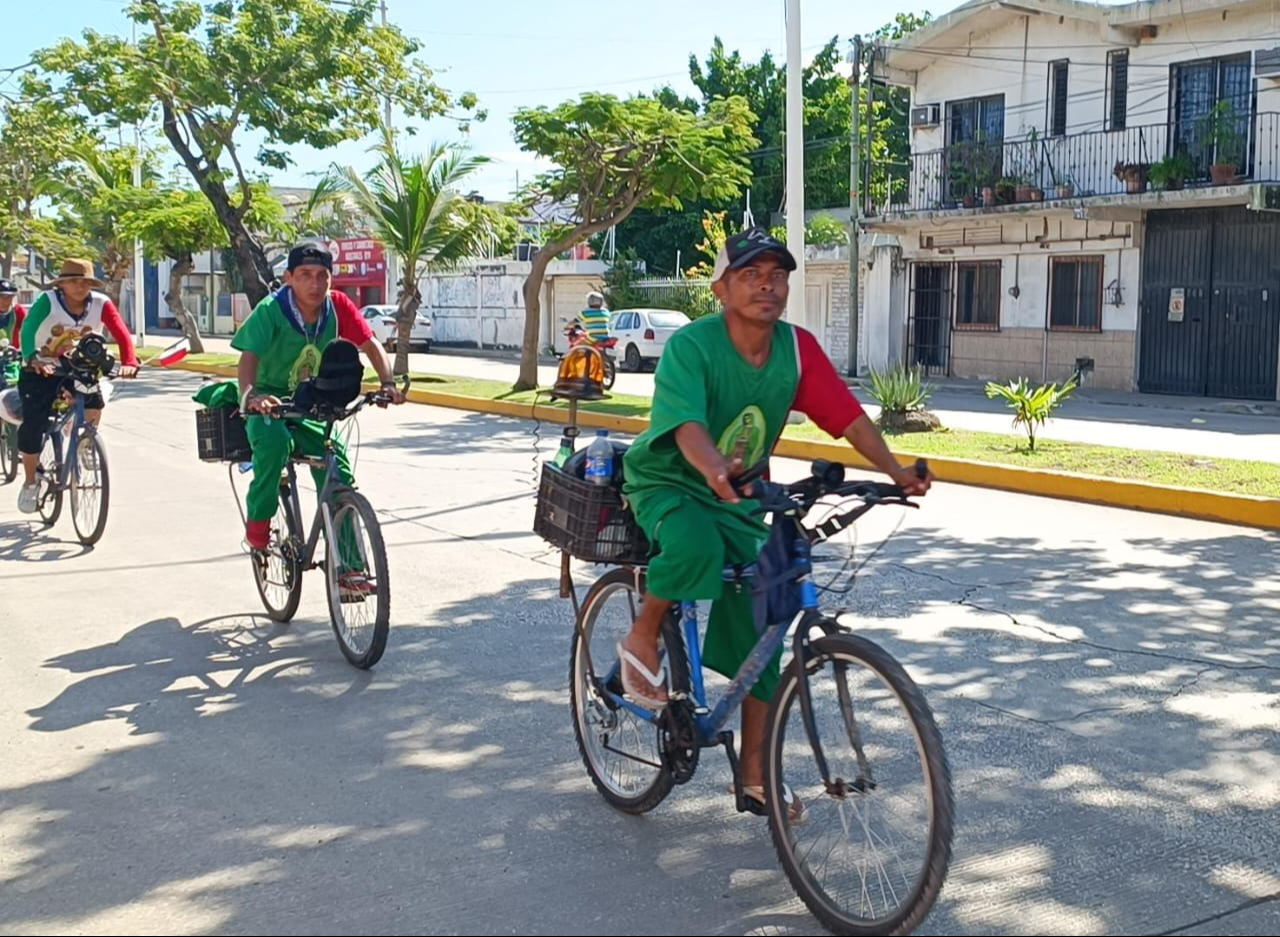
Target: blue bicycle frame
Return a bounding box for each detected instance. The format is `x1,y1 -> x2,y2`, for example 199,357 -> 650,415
44,382 -> 95,492
597,517 -> 821,746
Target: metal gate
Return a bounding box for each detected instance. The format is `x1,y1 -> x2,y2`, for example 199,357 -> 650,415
907,263 -> 953,375
1140,207 -> 1280,399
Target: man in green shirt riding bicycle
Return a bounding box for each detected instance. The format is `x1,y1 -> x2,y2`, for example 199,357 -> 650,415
619,227 -> 932,818
232,243 -> 405,559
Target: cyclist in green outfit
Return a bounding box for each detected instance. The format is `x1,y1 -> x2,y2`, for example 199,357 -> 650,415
620,227 -> 932,817
233,244 -> 405,569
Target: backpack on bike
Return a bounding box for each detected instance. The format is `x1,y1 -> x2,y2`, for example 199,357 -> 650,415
294,339 -> 364,412
749,514 -> 804,635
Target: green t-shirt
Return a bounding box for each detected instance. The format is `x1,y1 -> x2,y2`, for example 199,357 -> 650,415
623,314 -> 800,519
231,290 -> 342,397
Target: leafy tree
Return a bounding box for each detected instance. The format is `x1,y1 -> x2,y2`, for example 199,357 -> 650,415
0,79 -> 92,278
36,0 -> 474,306
119,185 -> 285,352
510,92 -> 756,390
334,129 -> 494,375
60,145 -> 163,306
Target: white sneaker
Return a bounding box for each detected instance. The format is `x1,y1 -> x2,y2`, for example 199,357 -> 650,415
17,482 -> 39,514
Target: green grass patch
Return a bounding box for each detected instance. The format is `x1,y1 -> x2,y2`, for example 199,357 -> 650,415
785,422 -> 1279,497
150,349 -> 1275,496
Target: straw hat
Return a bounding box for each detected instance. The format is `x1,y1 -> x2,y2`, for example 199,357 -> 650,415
50,258 -> 105,290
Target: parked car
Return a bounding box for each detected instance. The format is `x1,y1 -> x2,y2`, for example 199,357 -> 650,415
609,308 -> 690,371
360,304 -> 433,352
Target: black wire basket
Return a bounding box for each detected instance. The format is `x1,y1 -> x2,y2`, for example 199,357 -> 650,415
533,461 -> 649,565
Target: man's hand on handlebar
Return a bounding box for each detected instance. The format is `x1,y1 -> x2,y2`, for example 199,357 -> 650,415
377,380 -> 407,407
891,461 -> 933,497
703,454 -> 751,504
247,393 -> 283,415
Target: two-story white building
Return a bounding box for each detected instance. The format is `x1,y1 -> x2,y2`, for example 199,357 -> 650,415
862,0 -> 1280,400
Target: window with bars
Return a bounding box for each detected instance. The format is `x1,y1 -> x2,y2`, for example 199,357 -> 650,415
1049,257 -> 1103,331
1107,50 -> 1128,130
954,262 -> 1001,329
1049,60 -> 1069,137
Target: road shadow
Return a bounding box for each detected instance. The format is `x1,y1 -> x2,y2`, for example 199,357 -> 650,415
5,517 -> 1279,935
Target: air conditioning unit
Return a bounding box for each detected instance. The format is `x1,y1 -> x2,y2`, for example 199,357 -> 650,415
911,104 -> 941,128
1257,47 -> 1280,78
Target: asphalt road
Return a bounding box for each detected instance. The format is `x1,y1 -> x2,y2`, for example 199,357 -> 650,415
0,370 -> 1276,936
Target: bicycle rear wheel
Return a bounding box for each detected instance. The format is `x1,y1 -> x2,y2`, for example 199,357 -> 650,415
569,567 -> 689,814
765,629 -> 953,937
70,431 -> 109,545
253,479 -> 304,623
322,489 -> 390,669
1,422 -> 17,484
37,433 -> 62,527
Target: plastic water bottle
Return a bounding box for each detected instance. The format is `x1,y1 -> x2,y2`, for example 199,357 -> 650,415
584,429 -> 613,486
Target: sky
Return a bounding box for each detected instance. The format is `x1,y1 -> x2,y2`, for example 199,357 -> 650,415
7,0 -> 960,202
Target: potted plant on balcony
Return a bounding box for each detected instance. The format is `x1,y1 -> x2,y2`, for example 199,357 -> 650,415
1201,100 -> 1246,186
1113,160 -> 1150,194
1148,151 -> 1195,191
1052,170 -> 1075,199
996,176 -> 1018,204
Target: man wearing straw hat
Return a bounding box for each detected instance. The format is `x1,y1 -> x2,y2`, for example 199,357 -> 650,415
15,258 -> 138,513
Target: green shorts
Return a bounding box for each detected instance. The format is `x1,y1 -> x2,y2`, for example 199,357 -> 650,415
631,487 -> 779,703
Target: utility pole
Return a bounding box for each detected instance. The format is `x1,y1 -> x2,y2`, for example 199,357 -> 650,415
132,20 -> 145,346
847,36 -> 863,377
381,0 -> 392,130
784,0 -> 806,326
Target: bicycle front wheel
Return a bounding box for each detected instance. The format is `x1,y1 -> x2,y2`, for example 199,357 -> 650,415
765,629 -> 953,937
253,480 -> 304,623
322,490 -> 390,669
71,432 -> 110,545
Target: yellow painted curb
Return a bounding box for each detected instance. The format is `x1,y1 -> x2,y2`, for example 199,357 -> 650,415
159,359 -> 1280,532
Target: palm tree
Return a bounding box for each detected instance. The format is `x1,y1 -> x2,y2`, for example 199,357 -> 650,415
334,129 -> 493,375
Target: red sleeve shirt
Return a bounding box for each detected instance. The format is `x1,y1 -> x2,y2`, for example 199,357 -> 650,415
101,299 -> 138,366
331,291 -> 374,346
790,326 -> 865,437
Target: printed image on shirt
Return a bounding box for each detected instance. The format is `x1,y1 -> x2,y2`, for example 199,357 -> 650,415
716,405 -> 768,466
289,344 -> 323,390
41,323 -> 95,359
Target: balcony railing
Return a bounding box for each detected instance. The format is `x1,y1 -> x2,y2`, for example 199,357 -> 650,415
887,109 -> 1280,214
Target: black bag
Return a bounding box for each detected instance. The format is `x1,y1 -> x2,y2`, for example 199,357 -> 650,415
294,339 -> 364,412
750,518 -> 803,634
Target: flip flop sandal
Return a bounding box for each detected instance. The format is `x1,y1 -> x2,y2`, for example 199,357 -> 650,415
732,783 -> 807,825
616,642 -> 668,710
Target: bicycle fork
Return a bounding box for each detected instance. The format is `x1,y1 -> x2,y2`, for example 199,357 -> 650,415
791,540 -> 876,800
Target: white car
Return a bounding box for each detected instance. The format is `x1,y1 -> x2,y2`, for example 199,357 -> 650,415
609,308 -> 690,371
360,304 -> 433,352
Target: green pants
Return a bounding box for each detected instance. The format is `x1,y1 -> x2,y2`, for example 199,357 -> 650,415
246,414 -> 363,569
632,489 -> 777,703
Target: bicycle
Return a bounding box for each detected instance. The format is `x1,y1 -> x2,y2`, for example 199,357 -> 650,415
561,458 -> 955,937
226,378 -> 407,669
0,345 -> 20,484
29,335 -> 117,545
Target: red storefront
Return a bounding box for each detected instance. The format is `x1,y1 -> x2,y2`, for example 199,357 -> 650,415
327,237 -> 387,307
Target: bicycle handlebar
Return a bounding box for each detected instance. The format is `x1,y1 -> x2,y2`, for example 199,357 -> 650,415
732,457 -> 928,539
261,374 -> 411,421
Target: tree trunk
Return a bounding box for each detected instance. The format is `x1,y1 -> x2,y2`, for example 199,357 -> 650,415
158,101 -> 274,307
517,250 -> 556,391
164,253 -> 205,353
394,279 -> 420,377
515,205 -> 647,392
